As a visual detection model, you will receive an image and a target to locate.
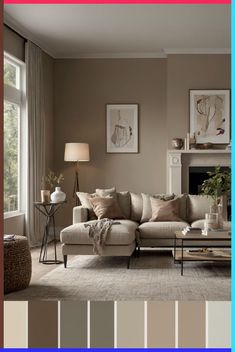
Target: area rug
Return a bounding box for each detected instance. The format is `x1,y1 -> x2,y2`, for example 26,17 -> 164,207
5,251 -> 230,301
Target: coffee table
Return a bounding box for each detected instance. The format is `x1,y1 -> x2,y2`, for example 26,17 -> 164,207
174,230 -> 231,275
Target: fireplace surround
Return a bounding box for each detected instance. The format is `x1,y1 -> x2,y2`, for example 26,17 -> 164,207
167,149 -> 231,195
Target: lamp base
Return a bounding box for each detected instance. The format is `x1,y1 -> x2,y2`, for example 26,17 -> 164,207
73,162 -> 80,205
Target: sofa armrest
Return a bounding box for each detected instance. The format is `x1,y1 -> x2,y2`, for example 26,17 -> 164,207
73,206 -> 88,224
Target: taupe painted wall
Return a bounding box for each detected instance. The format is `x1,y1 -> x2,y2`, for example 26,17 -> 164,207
167,54 -> 231,147
54,59 -> 167,226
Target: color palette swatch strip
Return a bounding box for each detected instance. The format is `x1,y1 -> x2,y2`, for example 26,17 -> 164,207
4,301 -> 231,348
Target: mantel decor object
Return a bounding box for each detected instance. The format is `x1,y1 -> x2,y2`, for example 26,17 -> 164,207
171,138 -> 183,150
64,143 -> 90,205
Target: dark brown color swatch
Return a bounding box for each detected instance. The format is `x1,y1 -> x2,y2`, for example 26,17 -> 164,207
28,301 -> 58,348
60,301 -> 87,348
178,301 -> 205,348
90,301 -> 114,348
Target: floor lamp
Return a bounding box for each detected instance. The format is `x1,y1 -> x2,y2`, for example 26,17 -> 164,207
64,143 -> 90,205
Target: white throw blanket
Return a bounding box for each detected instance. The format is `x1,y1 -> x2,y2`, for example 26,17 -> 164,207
84,218 -> 120,255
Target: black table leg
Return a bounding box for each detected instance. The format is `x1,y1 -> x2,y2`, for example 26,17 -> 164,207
181,239 -> 184,276
174,236 -> 176,263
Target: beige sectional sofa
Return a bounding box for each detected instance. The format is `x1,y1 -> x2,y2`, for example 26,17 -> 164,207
60,190 -> 230,268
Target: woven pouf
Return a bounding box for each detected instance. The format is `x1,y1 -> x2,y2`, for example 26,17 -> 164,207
4,235 -> 32,294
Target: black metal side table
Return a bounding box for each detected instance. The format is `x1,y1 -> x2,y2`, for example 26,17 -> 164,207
34,201 -> 66,264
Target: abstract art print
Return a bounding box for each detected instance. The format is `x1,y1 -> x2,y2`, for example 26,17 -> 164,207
106,104 -> 138,153
190,90 -> 230,144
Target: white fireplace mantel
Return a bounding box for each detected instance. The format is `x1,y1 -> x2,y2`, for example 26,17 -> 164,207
167,149 -> 231,194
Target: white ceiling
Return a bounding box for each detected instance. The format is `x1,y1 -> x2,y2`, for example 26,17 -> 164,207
4,4 -> 230,58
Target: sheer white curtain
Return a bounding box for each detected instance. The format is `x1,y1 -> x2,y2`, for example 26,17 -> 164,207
25,41 -> 46,247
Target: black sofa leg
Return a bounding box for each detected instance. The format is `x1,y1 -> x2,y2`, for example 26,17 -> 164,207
138,245 -> 140,257
127,256 -> 131,269
64,255 -> 67,268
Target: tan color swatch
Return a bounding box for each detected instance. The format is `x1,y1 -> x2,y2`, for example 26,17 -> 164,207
147,301 -> 175,347
178,301 -> 205,348
117,301 -> 144,348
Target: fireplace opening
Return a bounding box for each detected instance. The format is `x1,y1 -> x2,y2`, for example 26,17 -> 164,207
189,166 -> 231,220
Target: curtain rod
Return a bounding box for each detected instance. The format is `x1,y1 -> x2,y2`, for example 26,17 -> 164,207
4,23 -> 27,43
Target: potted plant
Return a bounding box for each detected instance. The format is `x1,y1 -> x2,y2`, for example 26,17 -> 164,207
41,170 -> 65,203
200,166 -> 231,226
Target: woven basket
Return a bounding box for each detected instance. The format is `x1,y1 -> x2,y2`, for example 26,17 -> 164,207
4,235 -> 32,294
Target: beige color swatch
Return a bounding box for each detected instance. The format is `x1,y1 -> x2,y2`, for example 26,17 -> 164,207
116,301 -> 144,347
178,301 -> 205,348
207,301 -> 231,347
147,301 -> 175,347
4,301 -> 28,348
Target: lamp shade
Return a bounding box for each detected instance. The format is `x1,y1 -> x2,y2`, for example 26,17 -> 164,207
64,143 -> 90,162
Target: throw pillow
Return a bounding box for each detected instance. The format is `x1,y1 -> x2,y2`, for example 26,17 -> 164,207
89,196 -> 125,220
141,193 -> 175,223
76,192 -> 97,220
150,197 -> 182,222
96,187 -> 116,197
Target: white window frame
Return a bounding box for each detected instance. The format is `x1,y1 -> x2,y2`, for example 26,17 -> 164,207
4,52 -> 27,218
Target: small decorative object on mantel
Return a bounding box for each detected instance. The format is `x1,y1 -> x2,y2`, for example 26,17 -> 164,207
190,89 -> 230,144
200,166 -> 231,229
171,138 -> 183,150
196,142 -> 214,150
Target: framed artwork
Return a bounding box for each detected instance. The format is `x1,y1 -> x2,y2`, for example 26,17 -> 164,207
189,89 -> 230,144
106,104 -> 139,153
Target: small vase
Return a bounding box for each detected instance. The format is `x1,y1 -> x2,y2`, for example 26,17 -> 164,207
41,190 -> 50,203
50,187 -> 66,203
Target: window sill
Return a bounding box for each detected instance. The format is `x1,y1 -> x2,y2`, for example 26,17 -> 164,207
4,211 -> 25,220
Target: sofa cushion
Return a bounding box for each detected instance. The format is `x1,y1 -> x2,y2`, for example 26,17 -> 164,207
150,197 -> 182,222
191,219 -> 231,231
130,192 -> 143,222
138,221 -> 189,239
141,193 -> 175,223
60,219 -> 138,245
117,191 -> 131,219
89,196 -> 125,220
76,192 -> 97,220
188,195 -> 214,222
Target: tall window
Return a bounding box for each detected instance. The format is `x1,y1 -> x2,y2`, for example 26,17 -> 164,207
4,53 -> 26,214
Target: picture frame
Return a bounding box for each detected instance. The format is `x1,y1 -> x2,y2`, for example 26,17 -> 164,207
106,104 -> 139,153
189,89 -> 230,144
